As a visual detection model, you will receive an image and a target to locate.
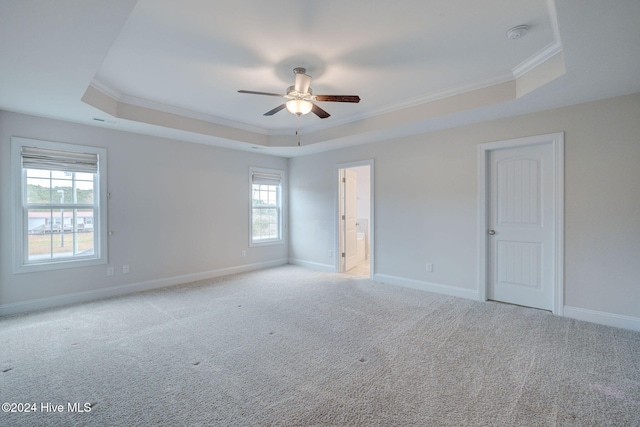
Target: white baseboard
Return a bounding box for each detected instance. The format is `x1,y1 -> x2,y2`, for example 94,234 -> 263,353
10,260 -> 637,333
373,273 -> 478,301
288,258 -> 336,272
0,259 -> 288,317
563,306 -> 640,332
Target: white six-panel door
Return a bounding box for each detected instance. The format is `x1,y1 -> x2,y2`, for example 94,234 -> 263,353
487,142 -> 555,311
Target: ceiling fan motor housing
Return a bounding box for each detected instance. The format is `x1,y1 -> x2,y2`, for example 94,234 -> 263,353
286,85 -> 313,100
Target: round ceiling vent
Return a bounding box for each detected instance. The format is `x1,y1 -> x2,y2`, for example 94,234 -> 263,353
506,25 -> 529,40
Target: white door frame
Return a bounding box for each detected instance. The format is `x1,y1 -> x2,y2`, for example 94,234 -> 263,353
477,133 -> 564,315
335,160 -> 374,274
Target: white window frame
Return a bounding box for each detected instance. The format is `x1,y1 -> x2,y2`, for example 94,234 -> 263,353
11,137 -> 108,273
249,167 -> 285,247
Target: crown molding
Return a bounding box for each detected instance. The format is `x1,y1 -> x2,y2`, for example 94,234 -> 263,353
89,79 -> 122,100
512,41 -> 563,79
119,94 -> 270,135
88,37 -> 563,140
301,72 -> 516,134
304,40 -> 563,134
89,79 -> 271,135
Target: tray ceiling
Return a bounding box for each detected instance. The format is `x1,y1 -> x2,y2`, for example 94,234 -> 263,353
1,0 -> 639,156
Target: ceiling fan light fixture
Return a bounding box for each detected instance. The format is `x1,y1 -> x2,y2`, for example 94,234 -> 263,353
286,99 -> 313,116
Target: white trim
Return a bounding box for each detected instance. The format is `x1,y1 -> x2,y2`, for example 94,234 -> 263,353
553,137 -> 565,316
477,132 -> 564,315
288,258 -> 335,272
512,41 -> 563,79
291,35 -> 559,136
373,274 -> 478,301
89,79 -> 122,100
249,166 -> 286,248
545,0 -> 563,45
92,73 -> 516,139
0,259 -> 288,317
90,37 -> 564,140
302,73 -> 515,135
11,137 -> 108,274
564,306 -> 640,332
120,93 -> 270,135
337,168 -> 345,272
335,160 -> 375,276
89,79 -> 270,135
477,145 -> 489,302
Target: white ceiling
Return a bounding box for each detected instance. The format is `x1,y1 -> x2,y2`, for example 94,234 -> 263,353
1,0 -> 639,157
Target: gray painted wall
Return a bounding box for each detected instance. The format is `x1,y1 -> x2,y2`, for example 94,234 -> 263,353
289,93 -> 640,321
1,93 -> 639,328
0,112 -> 288,312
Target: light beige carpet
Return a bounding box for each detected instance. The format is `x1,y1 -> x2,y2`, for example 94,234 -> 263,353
1,265 -> 639,426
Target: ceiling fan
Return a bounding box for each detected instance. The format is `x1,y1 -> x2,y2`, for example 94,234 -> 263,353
238,67 -> 360,119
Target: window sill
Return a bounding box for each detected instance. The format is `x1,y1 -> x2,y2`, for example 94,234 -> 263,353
14,256 -> 107,274
249,239 -> 284,248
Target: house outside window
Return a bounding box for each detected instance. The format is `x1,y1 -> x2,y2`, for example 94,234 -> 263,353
12,137 -> 108,273
250,167 -> 284,246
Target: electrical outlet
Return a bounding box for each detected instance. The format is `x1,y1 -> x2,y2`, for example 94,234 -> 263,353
328,250 -> 333,258
426,263 -> 433,272
107,267 -> 114,276
122,264 -> 130,274
241,250 -> 246,257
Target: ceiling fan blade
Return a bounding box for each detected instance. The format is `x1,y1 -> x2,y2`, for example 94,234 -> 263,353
264,104 -> 286,116
238,90 -> 283,97
311,104 -> 331,119
315,95 -> 361,103
294,73 -> 312,93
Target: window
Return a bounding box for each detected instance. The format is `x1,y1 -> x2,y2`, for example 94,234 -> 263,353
250,167 -> 284,246
12,137 -> 107,272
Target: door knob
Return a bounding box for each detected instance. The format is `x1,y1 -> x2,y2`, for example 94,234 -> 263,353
488,229 -> 496,235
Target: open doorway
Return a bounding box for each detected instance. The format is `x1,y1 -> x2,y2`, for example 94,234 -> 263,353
337,161 -> 373,278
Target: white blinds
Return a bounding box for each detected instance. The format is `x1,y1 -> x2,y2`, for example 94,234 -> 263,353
22,146 -> 99,174
252,171 -> 282,185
